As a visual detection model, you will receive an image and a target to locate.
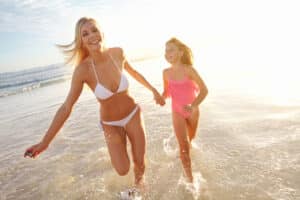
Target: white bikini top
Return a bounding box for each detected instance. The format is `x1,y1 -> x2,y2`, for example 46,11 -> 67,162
92,54 -> 129,100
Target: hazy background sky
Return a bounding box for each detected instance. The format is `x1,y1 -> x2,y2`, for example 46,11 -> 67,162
0,0 -> 300,74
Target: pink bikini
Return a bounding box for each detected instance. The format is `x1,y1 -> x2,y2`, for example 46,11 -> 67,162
166,76 -> 199,118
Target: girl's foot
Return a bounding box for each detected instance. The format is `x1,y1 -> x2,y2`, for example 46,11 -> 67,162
186,175 -> 193,183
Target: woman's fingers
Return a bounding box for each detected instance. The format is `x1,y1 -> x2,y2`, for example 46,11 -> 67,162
24,145 -> 35,157
24,143 -> 43,158
154,93 -> 165,105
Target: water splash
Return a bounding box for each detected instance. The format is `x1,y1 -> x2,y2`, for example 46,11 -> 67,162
177,172 -> 208,200
118,188 -> 142,200
163,134 -> 178,157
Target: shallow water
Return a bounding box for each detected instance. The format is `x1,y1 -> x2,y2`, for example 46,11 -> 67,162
0,58 -> 299,200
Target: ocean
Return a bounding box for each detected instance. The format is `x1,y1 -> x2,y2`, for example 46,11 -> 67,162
0,57 -> 299,200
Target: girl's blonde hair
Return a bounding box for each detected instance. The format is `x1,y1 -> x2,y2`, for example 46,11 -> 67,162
166,37 -> 193,66
57,17 -> 100,66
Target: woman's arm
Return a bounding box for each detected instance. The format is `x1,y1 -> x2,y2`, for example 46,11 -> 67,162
124,60 -> 165,105
24,67 -> 84,158
120,48 -> 165,105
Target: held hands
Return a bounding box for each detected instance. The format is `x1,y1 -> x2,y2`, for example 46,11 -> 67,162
152,89 -> 165,106
24,141 -> 48,159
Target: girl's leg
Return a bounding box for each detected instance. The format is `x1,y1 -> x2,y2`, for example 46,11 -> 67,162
102,124 -> 130,176
124,107 -> 146,187
186,108 -> 199,142
172,111 -> 193,182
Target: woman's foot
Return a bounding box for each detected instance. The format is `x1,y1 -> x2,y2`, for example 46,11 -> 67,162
135,176 -> 145,190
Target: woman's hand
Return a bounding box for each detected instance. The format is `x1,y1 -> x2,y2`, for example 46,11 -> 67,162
153,89 -> 165,106
24,141 -> 48,158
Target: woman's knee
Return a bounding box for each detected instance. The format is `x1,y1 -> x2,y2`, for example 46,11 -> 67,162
114,162 -> 130,176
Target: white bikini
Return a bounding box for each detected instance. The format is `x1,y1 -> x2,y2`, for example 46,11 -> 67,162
91,54 -> 139,127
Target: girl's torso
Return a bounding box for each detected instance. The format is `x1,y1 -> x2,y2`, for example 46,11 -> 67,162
165,66 -> 199,103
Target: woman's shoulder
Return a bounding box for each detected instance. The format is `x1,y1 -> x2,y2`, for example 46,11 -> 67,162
73,59 -> 91,78
107,47 -> 124,59
77,58 -> 91,70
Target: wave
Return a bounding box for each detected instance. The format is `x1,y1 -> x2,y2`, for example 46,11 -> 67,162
0,56 -> 159,98
0,63 -> 72,98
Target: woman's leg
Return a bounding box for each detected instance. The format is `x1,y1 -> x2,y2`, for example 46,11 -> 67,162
102,124 -> 130,176
172,111 -> 193,182
186,108 -> 199,142
124,107 -> 146,186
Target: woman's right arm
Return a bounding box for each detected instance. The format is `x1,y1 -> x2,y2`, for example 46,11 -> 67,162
24,67 -> 84,158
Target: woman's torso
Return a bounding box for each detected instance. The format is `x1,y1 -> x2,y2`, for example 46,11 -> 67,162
80,48 -> 136,121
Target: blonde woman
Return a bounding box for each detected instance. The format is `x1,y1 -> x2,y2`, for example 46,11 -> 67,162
162,38 -> 208,182
24,17 -> 165,187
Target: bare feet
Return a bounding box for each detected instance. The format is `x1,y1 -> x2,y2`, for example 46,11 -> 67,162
183,166 -> 194,183
135,176 -> 145,191
186,175 -> 194,183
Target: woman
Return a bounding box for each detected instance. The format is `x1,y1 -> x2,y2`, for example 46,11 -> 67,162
24,17 -> 165,187
161,37 -> 208,182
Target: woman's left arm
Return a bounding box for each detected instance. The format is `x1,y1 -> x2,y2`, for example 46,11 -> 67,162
124,60 -> 165,105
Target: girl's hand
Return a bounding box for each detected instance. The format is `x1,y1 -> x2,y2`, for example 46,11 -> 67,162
183,104 -> 194,113
24,142 -> 48,158
153,90 -> 165,106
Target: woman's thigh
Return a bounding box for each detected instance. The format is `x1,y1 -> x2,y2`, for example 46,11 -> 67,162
124,107 -> 146,164
102,124 -> 130,173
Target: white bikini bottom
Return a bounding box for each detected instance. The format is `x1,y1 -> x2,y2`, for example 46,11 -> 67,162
100,105 -> 139,128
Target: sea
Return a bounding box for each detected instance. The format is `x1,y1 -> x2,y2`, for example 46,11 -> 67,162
0,57 -> 299,200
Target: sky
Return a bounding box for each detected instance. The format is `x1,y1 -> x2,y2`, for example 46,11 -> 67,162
0,0 -> 300,75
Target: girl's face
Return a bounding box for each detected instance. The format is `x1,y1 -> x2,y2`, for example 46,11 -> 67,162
165,42 -> 182,64
80,21 -> 103,52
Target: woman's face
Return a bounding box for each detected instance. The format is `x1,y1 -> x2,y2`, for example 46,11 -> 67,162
165,42 -> 182,64
80,21 -> 103,52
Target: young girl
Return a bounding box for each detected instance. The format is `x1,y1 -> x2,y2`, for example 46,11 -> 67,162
162,37 -> 208,182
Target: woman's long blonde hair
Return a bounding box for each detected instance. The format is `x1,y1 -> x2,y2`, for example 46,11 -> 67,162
57,17 -> 99,66
166,37 -> 193,66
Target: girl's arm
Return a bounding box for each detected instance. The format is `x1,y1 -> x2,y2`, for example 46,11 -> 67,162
188,67 -> 208,107
162,69 -> 169,99
25,66 -> 84,158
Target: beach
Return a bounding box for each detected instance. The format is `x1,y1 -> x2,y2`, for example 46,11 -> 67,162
0,57 -> 299,200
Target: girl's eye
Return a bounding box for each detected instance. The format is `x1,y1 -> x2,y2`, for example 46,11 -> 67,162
82,32 -> 88,37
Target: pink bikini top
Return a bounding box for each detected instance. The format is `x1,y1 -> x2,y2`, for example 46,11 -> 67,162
92,54 -> 129,100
